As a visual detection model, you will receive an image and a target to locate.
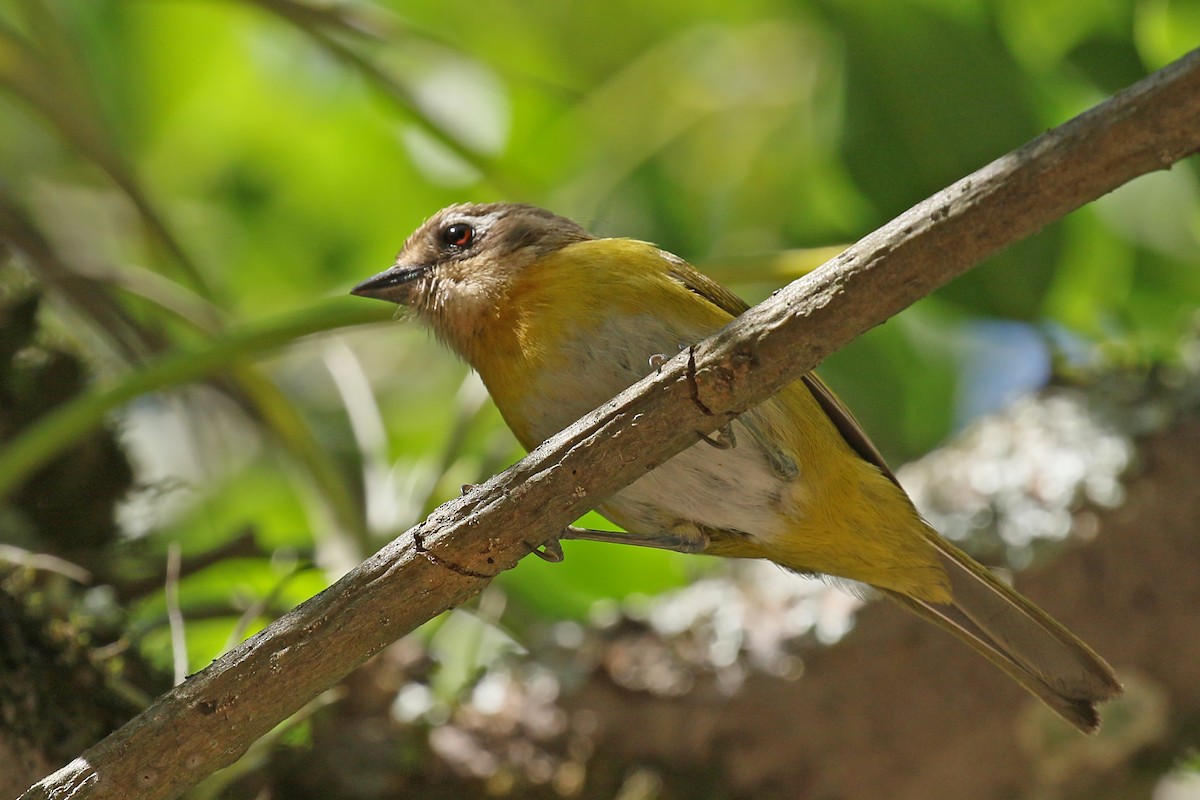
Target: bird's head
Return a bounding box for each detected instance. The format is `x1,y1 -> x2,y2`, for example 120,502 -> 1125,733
351,203 -> 592,328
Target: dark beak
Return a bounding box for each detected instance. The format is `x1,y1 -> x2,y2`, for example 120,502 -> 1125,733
350,263 -> 429,304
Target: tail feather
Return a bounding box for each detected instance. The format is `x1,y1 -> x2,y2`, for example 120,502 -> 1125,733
887,537 -> 1122,733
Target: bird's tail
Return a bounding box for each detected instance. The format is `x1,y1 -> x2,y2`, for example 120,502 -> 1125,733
885,535 -> 1122,733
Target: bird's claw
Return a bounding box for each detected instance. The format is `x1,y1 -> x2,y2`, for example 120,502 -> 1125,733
530,536 -> 565,562
699,423 -> 736,450
648,343 -> 689,372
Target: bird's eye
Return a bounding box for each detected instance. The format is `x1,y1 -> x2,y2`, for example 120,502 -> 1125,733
442,222 -> 475,249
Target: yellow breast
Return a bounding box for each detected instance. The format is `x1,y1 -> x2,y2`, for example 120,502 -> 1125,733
470,239 -> 729,447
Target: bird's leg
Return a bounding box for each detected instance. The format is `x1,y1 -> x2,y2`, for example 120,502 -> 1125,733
531,526 -> 710,561
530,524 -> 710,562
738,418 -> 799,480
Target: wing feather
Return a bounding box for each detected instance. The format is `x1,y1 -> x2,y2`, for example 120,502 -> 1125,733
664,253 -> 899,485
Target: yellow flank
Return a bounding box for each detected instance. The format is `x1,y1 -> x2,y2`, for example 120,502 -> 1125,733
758,383 -> 951,601
471,240 -> 728,440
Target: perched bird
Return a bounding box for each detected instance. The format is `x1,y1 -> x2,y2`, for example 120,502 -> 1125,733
351,202 -> 1121,731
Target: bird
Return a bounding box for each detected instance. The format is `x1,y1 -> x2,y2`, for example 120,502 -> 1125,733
351,201 -> 1121,732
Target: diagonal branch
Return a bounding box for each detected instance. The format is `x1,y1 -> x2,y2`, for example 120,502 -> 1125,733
21,47 -> 1200,800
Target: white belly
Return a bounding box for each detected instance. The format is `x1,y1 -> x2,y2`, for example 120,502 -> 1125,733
516,313 -> 794,539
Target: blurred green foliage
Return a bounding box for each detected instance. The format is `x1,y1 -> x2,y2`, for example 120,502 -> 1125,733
0,0 -> 1196,683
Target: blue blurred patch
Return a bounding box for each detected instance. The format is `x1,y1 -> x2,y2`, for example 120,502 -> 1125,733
955,320 -> 1050,426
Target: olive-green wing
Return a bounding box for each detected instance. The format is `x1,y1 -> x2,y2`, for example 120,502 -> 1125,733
665,255 -> 901,488
799,371 -> 900,487
664,258 -> 751,317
